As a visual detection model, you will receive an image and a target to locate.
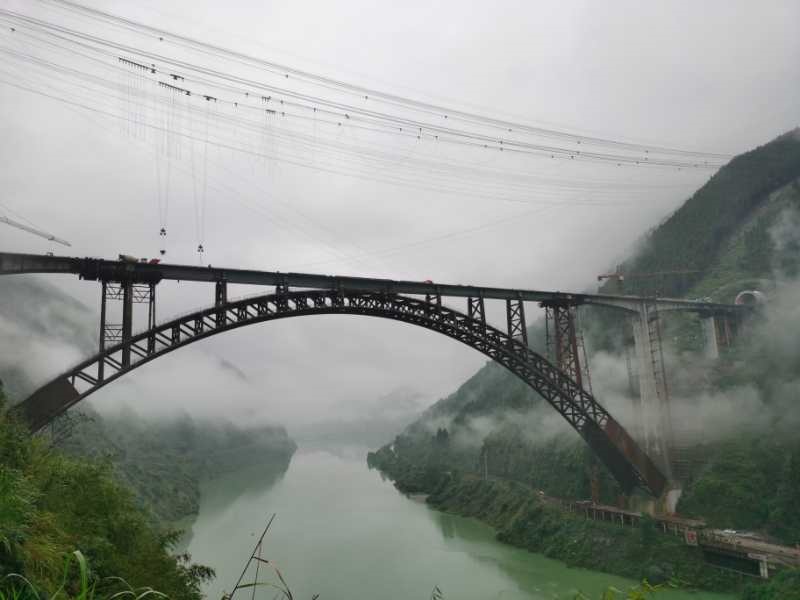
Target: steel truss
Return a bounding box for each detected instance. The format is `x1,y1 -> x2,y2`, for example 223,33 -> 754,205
544,303 -> 591,393
14,290 -> 666,496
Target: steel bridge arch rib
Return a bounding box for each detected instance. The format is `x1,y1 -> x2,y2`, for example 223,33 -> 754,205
13,290 -> 667,497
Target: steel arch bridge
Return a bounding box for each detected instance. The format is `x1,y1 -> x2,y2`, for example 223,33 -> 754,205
3,250 -> 749,497
12,287 -> 667,497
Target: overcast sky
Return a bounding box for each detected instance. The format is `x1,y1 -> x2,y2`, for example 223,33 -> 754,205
0,0 -> 798,430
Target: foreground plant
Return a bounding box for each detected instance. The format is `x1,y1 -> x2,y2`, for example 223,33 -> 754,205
1,551 -> 166,600
574,579 -> 668,600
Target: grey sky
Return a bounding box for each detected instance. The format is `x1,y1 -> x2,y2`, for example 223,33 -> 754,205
0,0 -> 798,429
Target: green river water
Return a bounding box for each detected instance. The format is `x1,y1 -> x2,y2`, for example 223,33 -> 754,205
185,449 -> 734,600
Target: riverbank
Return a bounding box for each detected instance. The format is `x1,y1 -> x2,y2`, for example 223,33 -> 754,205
57,408 -> 297,525
366,440 -> 759,597
187,448 -> 734,600
432,474 -> 745,592
0,388 -> 211,598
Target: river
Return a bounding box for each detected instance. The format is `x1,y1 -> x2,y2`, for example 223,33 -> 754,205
185,449 -> 734,600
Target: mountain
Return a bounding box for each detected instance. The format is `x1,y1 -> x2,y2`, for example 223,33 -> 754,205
291,387 -> 429,448
0,276 -> 298,529
618,128 -> 800,298
368,129 -> 800,552
56,407 -> 296,524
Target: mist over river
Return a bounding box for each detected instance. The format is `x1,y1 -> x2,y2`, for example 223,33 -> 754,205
185,449 -> 733,600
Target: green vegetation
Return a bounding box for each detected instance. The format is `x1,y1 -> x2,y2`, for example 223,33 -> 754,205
613,129 -> 800,298
1,550 -> 180,600
0,385 -> 212,598
55,407 -> 296,524
575,581 -> 673,600
369,130 -> 800,598
676,435 -> 800,545
395,473 -> 743,592
740,570 -> 800,600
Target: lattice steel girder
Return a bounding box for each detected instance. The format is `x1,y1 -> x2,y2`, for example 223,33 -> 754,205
506,298 -> 528,347
13,291 -> 667,497
545,304 -> 584,390
467,296 -> 486,334
104,282 -> 153,303
99,279 -> 156,377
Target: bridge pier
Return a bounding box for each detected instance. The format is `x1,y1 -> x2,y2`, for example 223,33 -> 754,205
702,315 -> 720,359
97,278 -> 156,372
121,280 -> 133,368
98,281 -> 107,381
629,302 -> 675,484
215,280 -> 228,325
759,556 -> 769,579
701,312 -> 741,360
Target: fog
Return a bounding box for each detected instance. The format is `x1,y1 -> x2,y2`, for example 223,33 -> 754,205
1,0 -> 798,434
410,203 -> 800,455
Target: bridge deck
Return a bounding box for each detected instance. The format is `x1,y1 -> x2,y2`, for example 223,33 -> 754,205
0,252 -> 746,314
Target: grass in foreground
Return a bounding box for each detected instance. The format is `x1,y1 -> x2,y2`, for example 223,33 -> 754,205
1,550 -> 166,600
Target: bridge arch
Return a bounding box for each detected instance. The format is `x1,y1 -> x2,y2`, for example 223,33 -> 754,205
13,289 -> 667,497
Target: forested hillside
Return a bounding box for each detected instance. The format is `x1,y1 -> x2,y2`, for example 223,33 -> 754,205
0,276 -> 298,592
619,129 -> 800,297
57,407 -> 296,524
0,382 -> 215,597
0,377 -> 297,595
0,271 -> 298,526
369,129 -> 800,593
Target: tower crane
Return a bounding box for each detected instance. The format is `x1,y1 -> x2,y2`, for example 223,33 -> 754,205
597,269 -> 700,294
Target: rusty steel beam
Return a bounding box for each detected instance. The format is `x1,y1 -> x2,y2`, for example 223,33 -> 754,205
13,290 -> 667,497
545,304 -> 582,390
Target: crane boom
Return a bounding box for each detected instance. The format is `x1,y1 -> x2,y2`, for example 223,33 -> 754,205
1,215 -> 71,247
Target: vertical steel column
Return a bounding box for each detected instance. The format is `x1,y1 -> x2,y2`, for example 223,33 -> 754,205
148,283 -> 156,329
147,283 -> 157,354
275,277 -> 289,295
98,280 -> 107,381
425,287 -> 441,319
506,298 -> 527,346
575,308 -> 593,393
424,292 -> 441,306
275,277 -> 289,310
468,296 -> 486,334
545,304 -> 589,391
121,279 -> 133,367
215,280 -> 227,326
